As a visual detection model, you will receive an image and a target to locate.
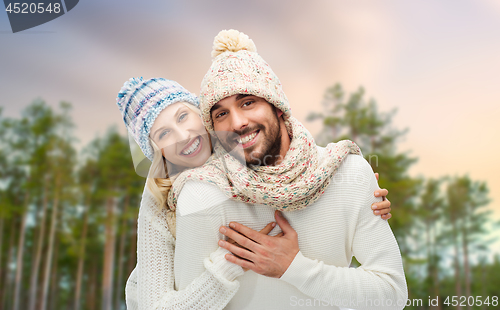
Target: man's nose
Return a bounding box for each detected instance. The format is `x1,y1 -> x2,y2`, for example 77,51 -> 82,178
229,109 -> 248,131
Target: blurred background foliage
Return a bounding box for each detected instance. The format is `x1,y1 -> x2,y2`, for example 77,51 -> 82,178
0,84 -> 498,309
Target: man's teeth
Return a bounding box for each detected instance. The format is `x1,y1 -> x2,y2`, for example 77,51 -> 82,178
238,131 -> 257,144
182,137 -> 200,155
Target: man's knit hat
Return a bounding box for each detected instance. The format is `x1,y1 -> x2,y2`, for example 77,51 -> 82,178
199,29 -> 292,132
116,77 -> 199,161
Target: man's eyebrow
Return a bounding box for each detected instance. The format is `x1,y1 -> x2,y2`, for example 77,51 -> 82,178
211,94 -> 253,114
211,103 -> 221,113
236,94 -> 251,101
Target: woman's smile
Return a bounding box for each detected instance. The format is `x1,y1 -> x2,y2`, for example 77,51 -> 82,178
150,102 -> 212,170
180,136 -> 203,157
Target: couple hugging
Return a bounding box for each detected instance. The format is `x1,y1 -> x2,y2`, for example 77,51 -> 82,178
116,29 -> 407,310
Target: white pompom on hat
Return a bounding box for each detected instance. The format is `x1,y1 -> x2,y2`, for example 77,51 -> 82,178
199,29 -> 291,132
211,29 -> 257,58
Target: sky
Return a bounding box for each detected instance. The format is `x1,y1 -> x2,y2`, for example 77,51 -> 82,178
1,0 -> 499,246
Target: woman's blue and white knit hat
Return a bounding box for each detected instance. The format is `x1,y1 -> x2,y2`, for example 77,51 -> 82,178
116,77 -> 199,161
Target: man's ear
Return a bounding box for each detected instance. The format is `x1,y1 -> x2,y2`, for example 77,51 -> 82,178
276,107 -> 283,118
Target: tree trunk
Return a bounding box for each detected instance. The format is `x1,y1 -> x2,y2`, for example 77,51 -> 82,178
87,260 -> 98,310
48,237 -> 60,310
13,190 -> 30,310
451,220 -> 463,310
126,212 -> 138,275
0,216 -> 4,289
431,225 -> 441,310
40,174 -> 61,310
370,135 -> 375,154
0,217 -> 17,310
102,196 -> 116,310
481,259 -> 486,310
425,220 -> 441,310
462,224 -> 471,310
114,195 -> 129,310
425,220 -> 431,277
73,198 -> 89,310
28,182 -> 49,310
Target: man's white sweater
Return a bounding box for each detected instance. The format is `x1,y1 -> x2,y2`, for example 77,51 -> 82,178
126,150 -> 408,309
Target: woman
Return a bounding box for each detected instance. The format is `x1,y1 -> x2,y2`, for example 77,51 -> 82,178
116,77 -> 392,309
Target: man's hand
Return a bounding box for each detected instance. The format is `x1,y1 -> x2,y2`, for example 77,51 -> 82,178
225,222 -> 283,272
218,210 -> 299,278
373,172 -> 392,220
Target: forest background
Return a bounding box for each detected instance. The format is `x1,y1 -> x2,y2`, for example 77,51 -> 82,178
1,1 -> 500,309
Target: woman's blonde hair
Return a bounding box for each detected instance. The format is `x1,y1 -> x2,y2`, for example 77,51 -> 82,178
146,102 -> 204,210
145,139 -> 172,209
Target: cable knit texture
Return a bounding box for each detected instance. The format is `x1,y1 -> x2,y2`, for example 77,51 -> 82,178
125,186 -> 244,310
173,149 -> 408,310
182,29 -> 362,217
116,77 -> 199,161
168,117 -> 362,213
200,29 -> 291,132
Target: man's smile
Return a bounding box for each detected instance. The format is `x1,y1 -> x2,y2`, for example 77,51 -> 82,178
237,130 -> 260,149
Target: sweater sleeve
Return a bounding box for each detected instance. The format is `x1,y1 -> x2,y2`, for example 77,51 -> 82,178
125,188 -> 244,310
279,156 -> 408,310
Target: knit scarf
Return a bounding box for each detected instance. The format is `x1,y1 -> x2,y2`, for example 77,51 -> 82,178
166,116 -> 361,217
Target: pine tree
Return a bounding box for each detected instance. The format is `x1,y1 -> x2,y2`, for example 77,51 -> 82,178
307,83 -> 420,240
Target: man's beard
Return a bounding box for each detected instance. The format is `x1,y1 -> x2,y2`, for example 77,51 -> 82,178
245,120 -> 282,166
218,111 -> 282,167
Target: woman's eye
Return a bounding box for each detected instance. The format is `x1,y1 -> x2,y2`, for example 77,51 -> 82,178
179,112 -> 188,122
159,130 -> 170,139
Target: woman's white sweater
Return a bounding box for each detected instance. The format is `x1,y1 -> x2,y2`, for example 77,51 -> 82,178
125,188 -> 244,310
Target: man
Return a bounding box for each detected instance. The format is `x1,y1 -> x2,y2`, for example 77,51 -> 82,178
172,29 -> 407,310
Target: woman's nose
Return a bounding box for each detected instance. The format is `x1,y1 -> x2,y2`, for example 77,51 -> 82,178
174,127 -> 190,144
